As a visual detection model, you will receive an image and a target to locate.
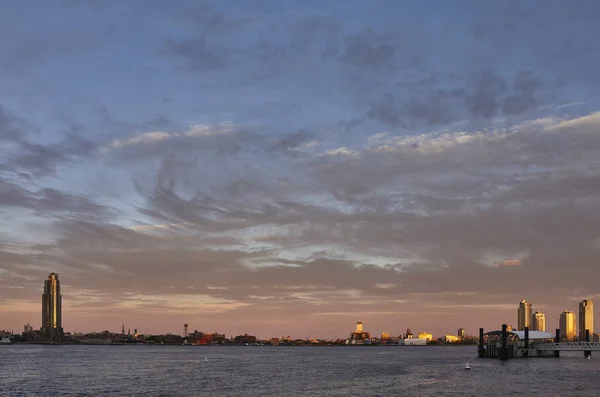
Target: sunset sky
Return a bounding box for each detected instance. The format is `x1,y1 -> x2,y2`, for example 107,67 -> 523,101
1,0 -> 600,339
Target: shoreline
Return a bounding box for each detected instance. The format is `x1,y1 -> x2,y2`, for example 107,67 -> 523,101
4,342 -> 477,347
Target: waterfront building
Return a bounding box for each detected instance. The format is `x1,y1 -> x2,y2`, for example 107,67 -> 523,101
418,332 -> 433,341
234,333 -> 257,345
443,335 -> 460,343
559,310 -> 576,342
578,299 -> 594,341
41,273 -> 63,343
346,322 -> 371,345
458,328 -> 465,339
400,338 -> 427,346
23,323 -> 33,333
517,300 -> 532,331
381,332 -> 390,340
533,311 -> 546,332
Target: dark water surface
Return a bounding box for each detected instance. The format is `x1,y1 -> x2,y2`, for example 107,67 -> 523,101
2,345 -> 600,396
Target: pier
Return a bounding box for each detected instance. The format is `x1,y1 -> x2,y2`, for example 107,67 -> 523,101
478,325 -> 600,359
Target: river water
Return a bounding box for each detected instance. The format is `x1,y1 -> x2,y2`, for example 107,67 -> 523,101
1,345 -> 599,396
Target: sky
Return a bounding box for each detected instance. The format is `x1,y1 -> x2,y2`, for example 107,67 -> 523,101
1,0 -> 600,339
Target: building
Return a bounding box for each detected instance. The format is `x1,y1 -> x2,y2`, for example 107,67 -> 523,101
481,329 -> 555,358
401,338 -> 427,346
579,299 -> 594,341
381,332 -> 390,340
41,273 -> 63,343
517,300 -> 532,331
458,328 -> 465,339
443,335 -> 460,343
559,310 -> 576,342
347,321 -> 371,345
418,332 -> 433,341
23,323 -> 33,333
533,311 -> 546,332
234,333 -> 257,345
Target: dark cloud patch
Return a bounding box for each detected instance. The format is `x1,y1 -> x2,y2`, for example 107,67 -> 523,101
502,71 -> 544,115
367,70 -> 547,127
164,36 -> 230,72
0,178 -> 113,221
366,94 -> 403,127
464,70 -> 507,119
341,28 -> 395,69
0,105 -> 25,142
12,133 -> 95,178
269,130 -> 314,153
33,188 -> 114,220
407,89 -> 466,126
0,177 -> 32,208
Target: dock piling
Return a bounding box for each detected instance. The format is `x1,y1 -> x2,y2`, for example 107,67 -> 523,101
478,328 -> 485,358
585,329 -> 591,358
500,324 -> 508,360
524,326 -> 529,357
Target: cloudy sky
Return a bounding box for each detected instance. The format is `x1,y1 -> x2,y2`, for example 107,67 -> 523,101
1,0 -> 600,338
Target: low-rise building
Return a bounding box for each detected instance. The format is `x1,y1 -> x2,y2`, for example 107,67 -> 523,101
401,338 -> 427,346
443,335 -> 460,343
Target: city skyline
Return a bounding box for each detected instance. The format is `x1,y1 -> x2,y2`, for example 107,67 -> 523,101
4,275 -> 599,340
2,1 -> 600,338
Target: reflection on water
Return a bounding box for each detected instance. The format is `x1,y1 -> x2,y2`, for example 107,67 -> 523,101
1,345 -> 599,396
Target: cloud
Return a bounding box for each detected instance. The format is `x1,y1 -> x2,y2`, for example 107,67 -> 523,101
4,1 -> 600,338
0,105 -> 26,142
107,123 -> 236,150
492,259 -> 521,268
323,147 -> 360,158
0,178 -> 111,220
366,70 -> 547,128
341,28 -> 395,69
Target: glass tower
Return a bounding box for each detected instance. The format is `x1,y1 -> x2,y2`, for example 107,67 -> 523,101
559,310 -> 576,342
533,311 -> 546,331
579,299 -> 594,341
42,273 -> 63,343
517,300 -> 532,331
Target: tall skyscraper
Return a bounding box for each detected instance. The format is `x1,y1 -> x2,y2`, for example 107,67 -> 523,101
41,273 -> 63,343
458,328 -> 465,339
559,310 -> 576,342
517,300 -> 532,330
533,311 -> 546,332
579,299 -> 594,341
